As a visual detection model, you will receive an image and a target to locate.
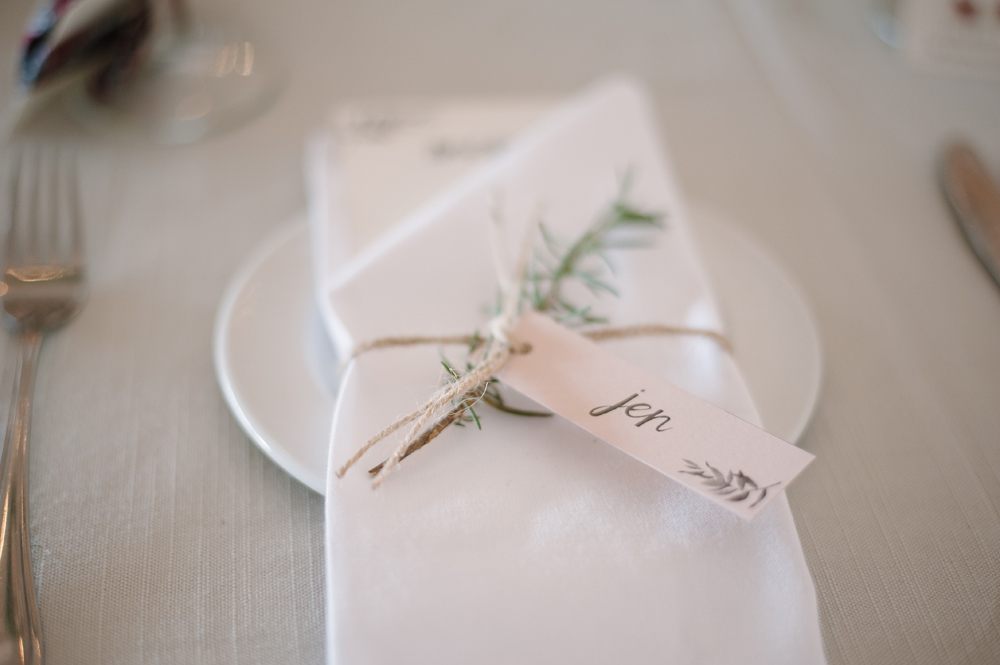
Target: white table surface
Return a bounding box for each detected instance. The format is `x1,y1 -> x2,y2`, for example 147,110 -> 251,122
1,0 -> 999,663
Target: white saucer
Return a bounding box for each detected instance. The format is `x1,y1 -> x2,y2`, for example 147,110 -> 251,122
213,206 -> 823,495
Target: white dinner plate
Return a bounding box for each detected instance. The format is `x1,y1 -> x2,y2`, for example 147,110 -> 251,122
213,205 -> 823,494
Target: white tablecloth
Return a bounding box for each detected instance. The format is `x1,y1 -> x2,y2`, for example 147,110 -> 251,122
0,0 -> 997,663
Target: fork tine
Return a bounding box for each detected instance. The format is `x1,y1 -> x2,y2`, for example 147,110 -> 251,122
27,145 -> 41,266
37,145 -> 58,266
65,148 -> 83,269
5,147 -> 23,270
49,147 -> 61,265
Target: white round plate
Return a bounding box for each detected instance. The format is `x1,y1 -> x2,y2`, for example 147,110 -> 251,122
689,205 -> 823,447
213,207 -> 822,495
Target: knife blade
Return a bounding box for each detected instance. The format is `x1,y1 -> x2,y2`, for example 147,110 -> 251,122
941,142 -> 1000,289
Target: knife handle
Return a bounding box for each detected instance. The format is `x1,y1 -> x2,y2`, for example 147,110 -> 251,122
942,142 -> 1000,288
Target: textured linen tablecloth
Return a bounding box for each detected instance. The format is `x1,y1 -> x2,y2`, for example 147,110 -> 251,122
0,0 -> 997,663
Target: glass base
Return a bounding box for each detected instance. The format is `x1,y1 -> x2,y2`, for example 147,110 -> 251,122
69,23 -> 284,144
868,0 -> 905,49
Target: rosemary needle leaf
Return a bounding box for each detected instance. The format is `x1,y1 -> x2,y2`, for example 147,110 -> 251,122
440,359 -> 460,380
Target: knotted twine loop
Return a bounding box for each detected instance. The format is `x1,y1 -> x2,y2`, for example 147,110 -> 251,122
336,210 -> 535,487
334,211 -> 731,487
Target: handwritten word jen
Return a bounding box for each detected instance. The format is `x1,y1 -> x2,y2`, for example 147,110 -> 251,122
588,391 -> 672,432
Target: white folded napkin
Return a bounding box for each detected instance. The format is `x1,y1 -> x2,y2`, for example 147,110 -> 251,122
315,78 -> 825,664
306,96 -> 552,290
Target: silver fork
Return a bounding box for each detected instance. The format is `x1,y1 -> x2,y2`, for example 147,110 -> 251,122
0,145 -> 87,665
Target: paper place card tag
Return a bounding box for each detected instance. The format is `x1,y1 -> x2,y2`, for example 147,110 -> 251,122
499,312 -> 815,519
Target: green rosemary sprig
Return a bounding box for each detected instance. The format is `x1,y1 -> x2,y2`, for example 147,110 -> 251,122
367,175 -> 664,476
526,173 -> 664,325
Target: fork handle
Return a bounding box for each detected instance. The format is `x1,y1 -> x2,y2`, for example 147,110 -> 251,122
0,331 -> 44,665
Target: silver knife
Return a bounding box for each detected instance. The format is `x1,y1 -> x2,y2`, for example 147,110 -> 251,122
941,142 -> 1000,289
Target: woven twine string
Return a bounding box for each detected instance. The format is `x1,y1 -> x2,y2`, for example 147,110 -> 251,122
334,321 -> 730,487
348,325 -> 731,359
334,216 -> 732,487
